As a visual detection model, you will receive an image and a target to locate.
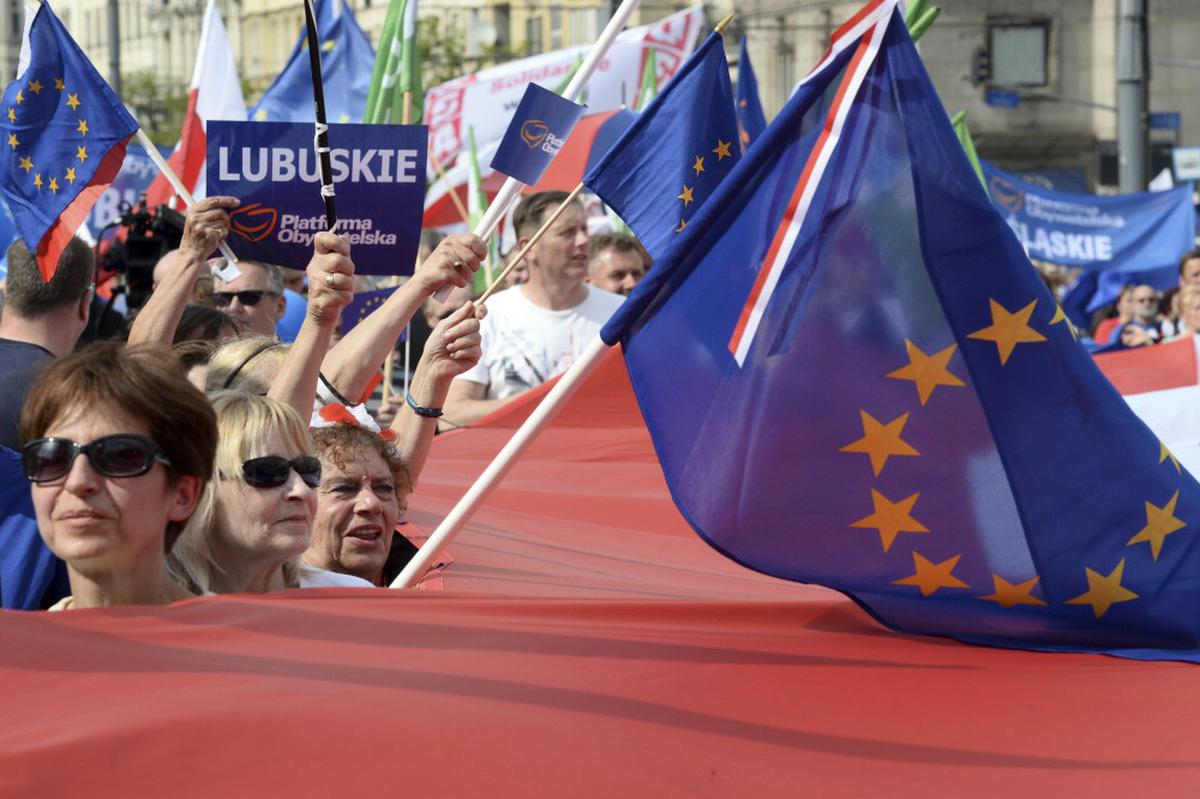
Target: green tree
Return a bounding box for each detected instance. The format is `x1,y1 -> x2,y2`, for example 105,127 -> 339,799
122,70 -> 189,146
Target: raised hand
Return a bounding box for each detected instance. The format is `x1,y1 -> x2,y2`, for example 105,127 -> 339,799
306,231 -> 355,326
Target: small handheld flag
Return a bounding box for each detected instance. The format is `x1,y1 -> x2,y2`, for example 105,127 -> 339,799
0,1 -> 138,281
490,83 -> 586,187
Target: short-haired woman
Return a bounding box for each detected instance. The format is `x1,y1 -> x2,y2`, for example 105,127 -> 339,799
20,343 -> 216,610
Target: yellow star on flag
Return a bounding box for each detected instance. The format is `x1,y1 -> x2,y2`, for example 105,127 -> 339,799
676,185 -> 694,206
839,410 -> 919,476
54,77 -> 64,90
1159,440 -> 1181,473
850,489 -> 928,553
675,218 -> 687,233
47,176 -> 59,194
27,79 -> 43,94
65,93 -> 81,111
18,156 -> 33,172
893,551 -> 969,596
322,39 -> 336,52
6,133 -> 17,149
254,108 -> 268,121
886,340 -> 965,406
33,172 -> 42,189
15,90 -> 23,104
712,139 -> 732,160
1066,559 -> 1138,618
6,108 -> 13,123
76,119 -> 88,135
967,299 -> 1047,365
1049,304 -> 1079,340
64,166 -> 76,184
691,155 -> 705,175
1126,490 -> 1186,561
76,146 -> 88,162
978,575 -> 1046,608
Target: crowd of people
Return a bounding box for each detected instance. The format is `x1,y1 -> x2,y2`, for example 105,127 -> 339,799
0,190 -> 651,610
1078,250 -> 1200,348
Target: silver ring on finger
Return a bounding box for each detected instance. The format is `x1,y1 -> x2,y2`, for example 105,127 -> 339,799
325,273 -> 336,288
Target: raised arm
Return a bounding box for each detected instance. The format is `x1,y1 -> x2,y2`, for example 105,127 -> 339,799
320,233 -> 487,403
268,232 -> 355,419
127,196 -> 240,346
390,301 -> 484,486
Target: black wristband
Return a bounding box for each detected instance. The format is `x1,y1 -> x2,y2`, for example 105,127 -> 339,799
406,390 -> 444,418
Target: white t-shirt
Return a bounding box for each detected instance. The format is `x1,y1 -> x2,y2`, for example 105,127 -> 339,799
296,562 -> 375,589
457,284 -> 624,400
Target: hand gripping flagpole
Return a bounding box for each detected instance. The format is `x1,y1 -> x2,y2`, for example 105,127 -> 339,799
135,128 -> 242,277
303,0 -> 338,231
431,0 -> 643,303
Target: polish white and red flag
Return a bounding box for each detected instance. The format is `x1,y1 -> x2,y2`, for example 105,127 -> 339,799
144,0 -> 245,207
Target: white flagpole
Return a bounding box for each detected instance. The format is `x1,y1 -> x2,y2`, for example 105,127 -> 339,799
391,334 -> 611,587
432,0 -> 642,302
135,128 -> 242,279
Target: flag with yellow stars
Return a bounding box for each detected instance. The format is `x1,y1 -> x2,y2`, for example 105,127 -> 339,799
248,0 -> 375,125
735,36 -> 767,151
343,288 -> 408,336
0,1 -> 137,281
599,0 -> 1200,661
583,31 -> 739,261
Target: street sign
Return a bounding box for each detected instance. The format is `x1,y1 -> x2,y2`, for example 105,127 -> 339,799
1151,112 -> 1182,131
1172,146 -> 1200,181
984,89 -> 1020,108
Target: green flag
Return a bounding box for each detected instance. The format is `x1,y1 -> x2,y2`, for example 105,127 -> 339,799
635,47 -> 657,110
364,0 -> 422,123
466,125 -> 499,292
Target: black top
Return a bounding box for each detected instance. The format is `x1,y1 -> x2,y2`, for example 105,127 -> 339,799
0,339 -> 54,451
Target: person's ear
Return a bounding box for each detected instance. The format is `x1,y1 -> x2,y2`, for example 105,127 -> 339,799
167,475 -> 204,522
77,288 -> 92,324
274,293 -> 287,322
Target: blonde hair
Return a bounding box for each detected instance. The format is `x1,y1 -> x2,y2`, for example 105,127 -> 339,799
1177,285 -> 1200,331
204,335 -> 290,395
169,391 -> 314,593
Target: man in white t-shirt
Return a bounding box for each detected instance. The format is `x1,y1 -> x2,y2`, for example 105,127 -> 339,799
444,191 -> 625,425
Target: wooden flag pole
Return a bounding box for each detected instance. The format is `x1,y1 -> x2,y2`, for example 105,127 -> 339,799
135,128 -> 241,272
476,182 -> 583,305
428,149 -> 472,226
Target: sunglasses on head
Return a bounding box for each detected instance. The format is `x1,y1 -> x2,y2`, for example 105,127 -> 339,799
239,455 -> 322,489
212,290 -> 280,308
22,435 -> 172,483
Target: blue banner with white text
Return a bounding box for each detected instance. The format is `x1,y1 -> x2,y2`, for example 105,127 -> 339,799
982,161 -> 1195,274
206,121 -> 426,276
491,83 -> 586,186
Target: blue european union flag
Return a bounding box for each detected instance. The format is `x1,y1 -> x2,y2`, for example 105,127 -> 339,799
249,0 -> 376,125
0,1 -> 138,280
602,4 -> 1200,661
343,288 -> 409,337
584,32 -> 739,261
736,36 -> 767,151
490,83 -> 586,187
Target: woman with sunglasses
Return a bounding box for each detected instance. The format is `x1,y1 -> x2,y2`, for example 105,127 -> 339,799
170,391 -> 371,593
20,343 -> 217,610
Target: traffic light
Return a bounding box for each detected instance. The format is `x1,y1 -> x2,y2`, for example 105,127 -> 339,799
970,47 -> 991,87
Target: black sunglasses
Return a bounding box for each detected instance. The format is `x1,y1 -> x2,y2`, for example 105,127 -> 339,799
239,455 -> 322,489
212,290 -> 280,308
22,435 -> 172,483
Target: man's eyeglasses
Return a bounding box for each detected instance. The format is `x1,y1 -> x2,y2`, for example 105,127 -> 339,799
22,435 -> 172,483
236,456 -> 322,489
212,290 -> 280,308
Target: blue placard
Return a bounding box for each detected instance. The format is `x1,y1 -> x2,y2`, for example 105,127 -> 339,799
984,89 -> 1020,108
1150,111 -> 1182,131
490,83 -> 587,186
206,121 -> 427,276
86,142 -> 170,236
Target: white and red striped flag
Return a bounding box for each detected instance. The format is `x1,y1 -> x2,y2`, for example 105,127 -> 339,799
144,0 -> 244,207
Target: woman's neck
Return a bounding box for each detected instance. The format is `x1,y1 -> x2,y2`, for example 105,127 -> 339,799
68,559 -> 194,609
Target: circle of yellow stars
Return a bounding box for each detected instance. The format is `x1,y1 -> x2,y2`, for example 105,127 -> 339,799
8,74 -> 89,196
834,295 -> 1187,621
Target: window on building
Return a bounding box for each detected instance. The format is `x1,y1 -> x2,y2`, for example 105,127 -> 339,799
988,20 -> 1049,88
494,4 -> 511,49
550,7 -> 562,51
568,8 -> 600,46
526,16 -> 543,55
